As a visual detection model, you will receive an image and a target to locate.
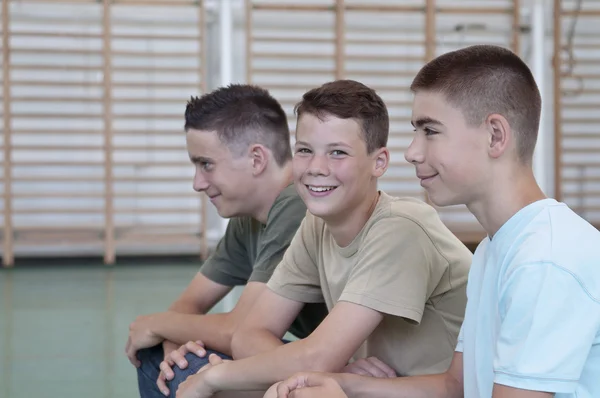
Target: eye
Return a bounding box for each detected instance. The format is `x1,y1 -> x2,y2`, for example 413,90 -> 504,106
331,150 -> 347,156
295,147 -> 311,154
199,161 -> 213,171
424,128 -> 438,136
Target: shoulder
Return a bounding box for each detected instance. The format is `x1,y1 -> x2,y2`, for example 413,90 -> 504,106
504,203 -> 600,303
266,184 -> 307,224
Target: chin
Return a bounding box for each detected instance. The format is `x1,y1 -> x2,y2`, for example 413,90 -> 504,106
427,192 -> 463,208
304,202 -> 336,219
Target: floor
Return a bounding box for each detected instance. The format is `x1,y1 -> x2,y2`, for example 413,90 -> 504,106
0,261 -> 237,398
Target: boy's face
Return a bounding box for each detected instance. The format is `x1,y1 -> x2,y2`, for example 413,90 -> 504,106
406,91 -> 490,207
293,113 -> 387,222
186,129 -> 254,218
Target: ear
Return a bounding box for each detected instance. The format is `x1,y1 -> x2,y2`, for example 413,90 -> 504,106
248,144 -> 269,176
372,147 -> 390,178
486,114 -> 511,159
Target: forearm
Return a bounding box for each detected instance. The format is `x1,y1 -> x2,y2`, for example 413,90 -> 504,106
209,339 -> 342,392
155,312 -> 234,355
168,297 -> 202,314
340,372 -> 462,398
231,328 -> 285,359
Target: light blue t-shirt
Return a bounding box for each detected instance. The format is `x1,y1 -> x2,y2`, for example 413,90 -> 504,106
456,199 -> 600,398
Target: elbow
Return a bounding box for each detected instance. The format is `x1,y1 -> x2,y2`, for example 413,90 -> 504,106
230,323 -> 255,359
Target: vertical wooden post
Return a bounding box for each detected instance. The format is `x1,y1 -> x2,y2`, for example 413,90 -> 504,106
512,0 -> 521,54
2,0 -> 13,267
245,0 -> 252,83
334,0 -> 345,80
103,0 -> 115,264
199,0 -> 208,260
553,0 -> 562,201
425,0 -> 436,62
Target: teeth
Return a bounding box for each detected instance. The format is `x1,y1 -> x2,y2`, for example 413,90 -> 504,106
308,186 -> 335,192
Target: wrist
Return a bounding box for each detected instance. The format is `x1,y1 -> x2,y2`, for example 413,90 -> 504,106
152,312 -> 171,337
337,373 -> 360,396
203,363 -> 228,393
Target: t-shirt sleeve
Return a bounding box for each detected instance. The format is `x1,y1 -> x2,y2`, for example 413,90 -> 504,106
200,218 -> 251,286
339,216 -> 446,324
267,213 -> 324,304
493,262 -> 600,393
248,191 -> 308,283
455,323 -> 464,352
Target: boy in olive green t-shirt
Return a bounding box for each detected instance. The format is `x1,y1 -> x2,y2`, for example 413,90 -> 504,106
126,85 -> 327,398
175,80 -> 472,398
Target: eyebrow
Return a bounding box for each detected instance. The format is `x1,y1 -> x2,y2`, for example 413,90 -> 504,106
190,155 -> 213,164
294,140 -> 352,148
411,117 -> 444,128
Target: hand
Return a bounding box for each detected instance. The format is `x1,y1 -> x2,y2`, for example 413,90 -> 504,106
176,354 -> 224,398
157,340 -> 206,396
272,372 -> 347,398
342,356 -> 396,378
126,313 -> 165,367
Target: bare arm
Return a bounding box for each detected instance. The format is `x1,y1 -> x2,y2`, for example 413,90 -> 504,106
156,279 -> 271,355
338,352 -> 464,398
231,288 -> 306,359
492,385 -> 553,398
168,271 -> 232,314
197,301 -> 384,393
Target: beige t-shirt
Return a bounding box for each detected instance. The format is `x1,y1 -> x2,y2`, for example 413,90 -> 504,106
267,192 -> 472,376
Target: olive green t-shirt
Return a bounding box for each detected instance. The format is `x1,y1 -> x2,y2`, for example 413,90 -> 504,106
200,184 -> 328,339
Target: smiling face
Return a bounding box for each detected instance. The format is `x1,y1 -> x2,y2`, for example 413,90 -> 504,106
293,113 -> 388,223
405,91 -> 490,207
186,128 -> 255,218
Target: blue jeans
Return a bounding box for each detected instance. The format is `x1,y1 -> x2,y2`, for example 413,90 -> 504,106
136,344 -> 231,398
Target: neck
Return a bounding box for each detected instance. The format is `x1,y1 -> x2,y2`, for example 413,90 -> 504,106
252,162 -> 293,224
467,165 -> 546,239
327,187 -> 380,247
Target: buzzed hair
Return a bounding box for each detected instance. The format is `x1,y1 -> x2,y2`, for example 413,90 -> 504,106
411,44 -> 541,163
185,84 -> 292,166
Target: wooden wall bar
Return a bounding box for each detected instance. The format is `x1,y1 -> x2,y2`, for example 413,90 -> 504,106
0,0 -> 209,266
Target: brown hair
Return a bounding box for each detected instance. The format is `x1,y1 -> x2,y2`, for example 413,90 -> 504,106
294,79 -> 389,153
185,84 -> 291,166
411,44 -> 541,163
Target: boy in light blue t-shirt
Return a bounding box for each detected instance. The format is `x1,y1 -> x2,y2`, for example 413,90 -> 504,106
267,45 -> 600,398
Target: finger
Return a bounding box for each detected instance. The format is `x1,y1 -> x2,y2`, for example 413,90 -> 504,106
366,357 -> 397,378
343,362 -> 374,377
159,360 -> 175,381
185,341 -> 206,357
208,353 -> 224,366
156,371 -> 170,396
169,349 -> 188,369
355,360 -> 388,378
125,337 -> 132,357
276,373 -> 311,397
126,344 -> 141,368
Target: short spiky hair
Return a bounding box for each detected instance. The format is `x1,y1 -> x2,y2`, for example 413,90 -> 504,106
294,80 -> 389,153
411,44 -> 541,163
185,84 -> 291,166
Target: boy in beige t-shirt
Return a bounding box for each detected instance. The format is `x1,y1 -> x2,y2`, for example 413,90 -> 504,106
174,80 -> 472,398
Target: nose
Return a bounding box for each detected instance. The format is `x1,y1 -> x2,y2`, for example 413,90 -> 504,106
307,153 -> 329,177
193,168 -> 209,192
405,136 -> 425,165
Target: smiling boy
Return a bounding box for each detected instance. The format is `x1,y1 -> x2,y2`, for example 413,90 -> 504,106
174,79 -> 473,398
